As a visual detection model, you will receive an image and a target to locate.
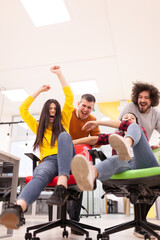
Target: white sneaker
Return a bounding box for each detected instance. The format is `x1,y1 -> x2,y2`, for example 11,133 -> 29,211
109,134 -> 132,161
71,154 -> 94,191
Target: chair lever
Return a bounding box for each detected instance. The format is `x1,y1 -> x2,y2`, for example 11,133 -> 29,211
69,195 -> 88,214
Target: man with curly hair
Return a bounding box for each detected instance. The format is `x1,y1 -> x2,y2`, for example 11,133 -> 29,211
119,81 -> 160,144
119,81 -> 160,238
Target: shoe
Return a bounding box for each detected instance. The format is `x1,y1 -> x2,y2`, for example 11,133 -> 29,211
0,203 -> 25,229
46,185 -> 69,206
71,229 -> 84,235
71,154 -> 94,191
109,134 -> 131,161
133,229 -> 156,239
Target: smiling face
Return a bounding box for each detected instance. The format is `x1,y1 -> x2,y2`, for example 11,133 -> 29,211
122,113 -> 137,123
49,102 -> 56,123
77,99 -> 94,120
138,91 -> 151,113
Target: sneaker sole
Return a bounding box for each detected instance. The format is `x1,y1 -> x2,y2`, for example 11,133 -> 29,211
133,231 -> 145,239
0,212 -> 20,229
71,155 -> 93,191
109,134 -> 131,161
133,231 -> 156,239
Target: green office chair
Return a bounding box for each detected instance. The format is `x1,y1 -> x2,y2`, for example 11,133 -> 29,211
101,167 -> 160,240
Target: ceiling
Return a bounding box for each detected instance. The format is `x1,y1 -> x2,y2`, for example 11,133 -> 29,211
0,0 -> 160,120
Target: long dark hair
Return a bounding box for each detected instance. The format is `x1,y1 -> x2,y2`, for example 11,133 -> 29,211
33,99 -> 66,151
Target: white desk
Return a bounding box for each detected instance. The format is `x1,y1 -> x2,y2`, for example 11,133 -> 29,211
0,150 -> 20,238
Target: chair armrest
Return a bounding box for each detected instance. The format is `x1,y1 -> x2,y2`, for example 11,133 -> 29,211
24,153 -> 40,170
88,149 -> 106,164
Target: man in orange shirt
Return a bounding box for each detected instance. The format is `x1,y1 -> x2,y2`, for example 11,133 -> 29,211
68,93 -> 100,235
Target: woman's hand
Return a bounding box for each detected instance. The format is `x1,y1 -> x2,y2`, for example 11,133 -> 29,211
73,140 -> 78,145
82,121 -> 98,131
31,85 -> 51,98
39,85 -> 51,93
50,66 -> 61,75
50,65 -> 67,87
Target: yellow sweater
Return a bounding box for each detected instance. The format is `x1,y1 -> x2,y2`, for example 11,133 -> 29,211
19,86 -> 74,161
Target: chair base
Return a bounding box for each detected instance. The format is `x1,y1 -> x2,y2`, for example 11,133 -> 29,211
102,220 -> 160,240
24,202 -> 102,240
102,203 -> 160,240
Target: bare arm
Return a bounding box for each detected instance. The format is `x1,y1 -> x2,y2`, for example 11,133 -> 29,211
31,66 -> 67,99
50,65 -> 68,87
31,85 -> 51,99
73,136 -> 98,145
82,120 -> 121,131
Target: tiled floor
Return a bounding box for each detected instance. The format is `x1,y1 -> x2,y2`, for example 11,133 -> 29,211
0,213 -> 160,240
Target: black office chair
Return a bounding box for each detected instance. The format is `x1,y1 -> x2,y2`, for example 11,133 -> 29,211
101,167 -> 160,240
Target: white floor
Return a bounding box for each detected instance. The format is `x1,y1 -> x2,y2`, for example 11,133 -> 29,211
0,213 -> 160,240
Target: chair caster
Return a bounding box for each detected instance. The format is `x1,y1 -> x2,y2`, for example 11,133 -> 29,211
85,238 -> 92,240
102,235 -> 109,240
144,233 -> 151,240
62,230 -> 68,238
97,233 -> 102,240
25,232 -> 32,240
102,231 -> 110,240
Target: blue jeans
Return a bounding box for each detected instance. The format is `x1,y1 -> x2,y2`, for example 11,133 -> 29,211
96,123 -> 159,182
17,132 -> 76,207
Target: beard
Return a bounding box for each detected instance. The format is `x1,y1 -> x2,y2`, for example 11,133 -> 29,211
138,104 -> 151,113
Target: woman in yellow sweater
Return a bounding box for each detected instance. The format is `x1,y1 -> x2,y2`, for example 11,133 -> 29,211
0,66 -> 74,229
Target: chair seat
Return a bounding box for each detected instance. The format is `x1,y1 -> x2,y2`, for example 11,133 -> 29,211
110,166 -> 160,180
25,174 -> 76,186
102,167 -> 160,200
25,144 -> 91,187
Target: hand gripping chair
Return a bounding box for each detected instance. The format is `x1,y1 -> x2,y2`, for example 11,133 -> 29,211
101,167 -> 160,240
24,145 -> 102,240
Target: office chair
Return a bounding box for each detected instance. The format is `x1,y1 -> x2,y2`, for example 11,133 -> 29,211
24,145 -> 102,240
101,167 -> 160,240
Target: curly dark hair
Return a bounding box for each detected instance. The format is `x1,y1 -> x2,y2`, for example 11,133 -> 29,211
131,81 -> 160,107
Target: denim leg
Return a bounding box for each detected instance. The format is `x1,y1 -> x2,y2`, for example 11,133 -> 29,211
96,155 -> 132,182
125,123 -> 159,169
17,156 -> 58,207
57,132 -> 76,178
67,192 -> 83,221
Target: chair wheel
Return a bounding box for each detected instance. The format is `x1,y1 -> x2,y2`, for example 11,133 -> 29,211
25,232 -> 32,240
97,233 -> 102,240
102,236 -> 109,240
62,230 -> 68,238
144,233 -> 151,240
85,238 -> 92,240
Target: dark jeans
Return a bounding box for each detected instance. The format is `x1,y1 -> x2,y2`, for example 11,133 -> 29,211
67,192 -> 83,221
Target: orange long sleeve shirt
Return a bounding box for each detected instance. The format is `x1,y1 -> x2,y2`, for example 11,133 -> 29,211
69,109 -> 100,140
